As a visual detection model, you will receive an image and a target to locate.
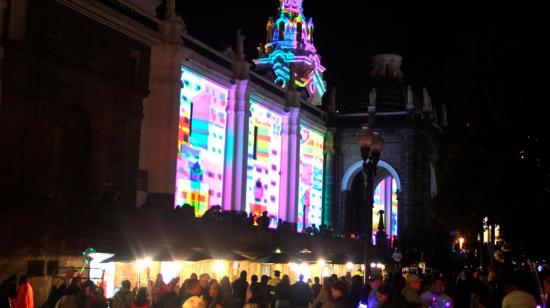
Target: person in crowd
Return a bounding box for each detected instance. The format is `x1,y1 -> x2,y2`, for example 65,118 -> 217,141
131,288 -> 150,308
376,285 -> 396,308
420,277 -> 453,308
401,274 -> 421,306
468,270 -> 484,308
80,280 -> 102,308
329,280 -> 349,308
454,270 -> 470,308
268,271 -> 281,289
93,287 -> 108,308
14,276 -> 33,308
182,279 -> 206,308
544,276 -> 550,308
345,272 -> 352,283
290,274 -> 313,308
182,274 -> 198,293
219,277 -> 236,308
243,282 -> 265,308
311,277 -> 322,300
203,282 -> 223,308
55,280 -> 80,308
199,274 -> 211,296
268,270 -> 282,307
256,212 -> 270,228
258,276 -> 270,307
231,271 -> 248,306
310,276 -> 333,308
275,275 -> 292,308
0,276 -> 17,308
246,275 -> 259,303
348,275 -> 365,308
366,275 -> 382,308
151,274 -> 165,306
501,272 -> 537,308
113,280 -> 134,308
180,279 -> 202,306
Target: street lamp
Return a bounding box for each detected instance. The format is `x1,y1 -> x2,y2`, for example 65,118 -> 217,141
357,125 -> 384,280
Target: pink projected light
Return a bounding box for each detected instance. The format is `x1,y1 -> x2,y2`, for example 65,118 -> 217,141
297,126 -> 324,232
245,101 -> 283,227
282,0 -> 303,14
175,68 -> 228,216
372,176 -> 398,244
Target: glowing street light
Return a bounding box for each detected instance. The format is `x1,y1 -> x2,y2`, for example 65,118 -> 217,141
213,260 -> 225,275
317,258 -> 326,267
459,237 -> 465,249
346,262 -> 354,270
135,257 -> 152,271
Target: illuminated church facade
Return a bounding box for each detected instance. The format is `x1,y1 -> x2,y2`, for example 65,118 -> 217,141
0,0 -> 445,295
137,0 -> 444,247
139,0 -> 330,233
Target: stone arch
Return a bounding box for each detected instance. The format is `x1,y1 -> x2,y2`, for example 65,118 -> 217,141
341,160 -> 401,192
339,160 -> 401,236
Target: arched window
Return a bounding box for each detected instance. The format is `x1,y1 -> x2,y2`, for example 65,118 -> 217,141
372,176 -> 398,244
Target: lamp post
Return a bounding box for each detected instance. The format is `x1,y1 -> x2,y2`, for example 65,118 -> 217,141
357,125 -> 384,280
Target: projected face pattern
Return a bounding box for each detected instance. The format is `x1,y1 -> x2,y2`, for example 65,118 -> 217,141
175,68 -> 228,216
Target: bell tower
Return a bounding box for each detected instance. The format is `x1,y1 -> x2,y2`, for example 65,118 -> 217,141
254,0 -> 326,106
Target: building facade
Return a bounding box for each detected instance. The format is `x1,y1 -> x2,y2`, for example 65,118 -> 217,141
0,0 -> 445,304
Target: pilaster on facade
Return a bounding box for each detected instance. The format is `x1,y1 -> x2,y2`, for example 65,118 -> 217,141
137,44 -> 188,207
322,128 -> 336,226
280,106 -> 301,225
222,79 -> 251,212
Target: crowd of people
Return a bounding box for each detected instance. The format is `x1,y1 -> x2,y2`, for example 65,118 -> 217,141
2,266 -> 550,308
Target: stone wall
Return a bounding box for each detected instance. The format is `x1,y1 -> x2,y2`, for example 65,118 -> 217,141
0,0 -> 150,207
332,116 -> 440,259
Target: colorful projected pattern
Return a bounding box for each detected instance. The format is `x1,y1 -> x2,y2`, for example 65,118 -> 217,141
298,126 -> 324,231
245,102 -> 283,227
373,176 -> 398,244
254,0 -> 326,105
175,68 -> 228,216
391,178 -> 398,237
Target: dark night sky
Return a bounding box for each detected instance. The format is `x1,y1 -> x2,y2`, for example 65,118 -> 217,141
173,1 -> 547,132
168,1 -> 549,255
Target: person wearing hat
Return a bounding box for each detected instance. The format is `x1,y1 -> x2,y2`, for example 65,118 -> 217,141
401,274 -> 421,305
267,270 -> 281,307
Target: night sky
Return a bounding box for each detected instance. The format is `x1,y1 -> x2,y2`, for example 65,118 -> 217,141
168,1 -> 549,256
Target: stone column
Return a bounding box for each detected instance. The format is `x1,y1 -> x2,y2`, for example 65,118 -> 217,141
322,129 -> 335,226
137,3 -> 185,208
279,106 -> 301,225
138,44 -> 186,207
222,79 -> 250,212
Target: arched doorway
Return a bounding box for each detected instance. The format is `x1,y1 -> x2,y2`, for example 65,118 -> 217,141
341,160 -> 400,244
